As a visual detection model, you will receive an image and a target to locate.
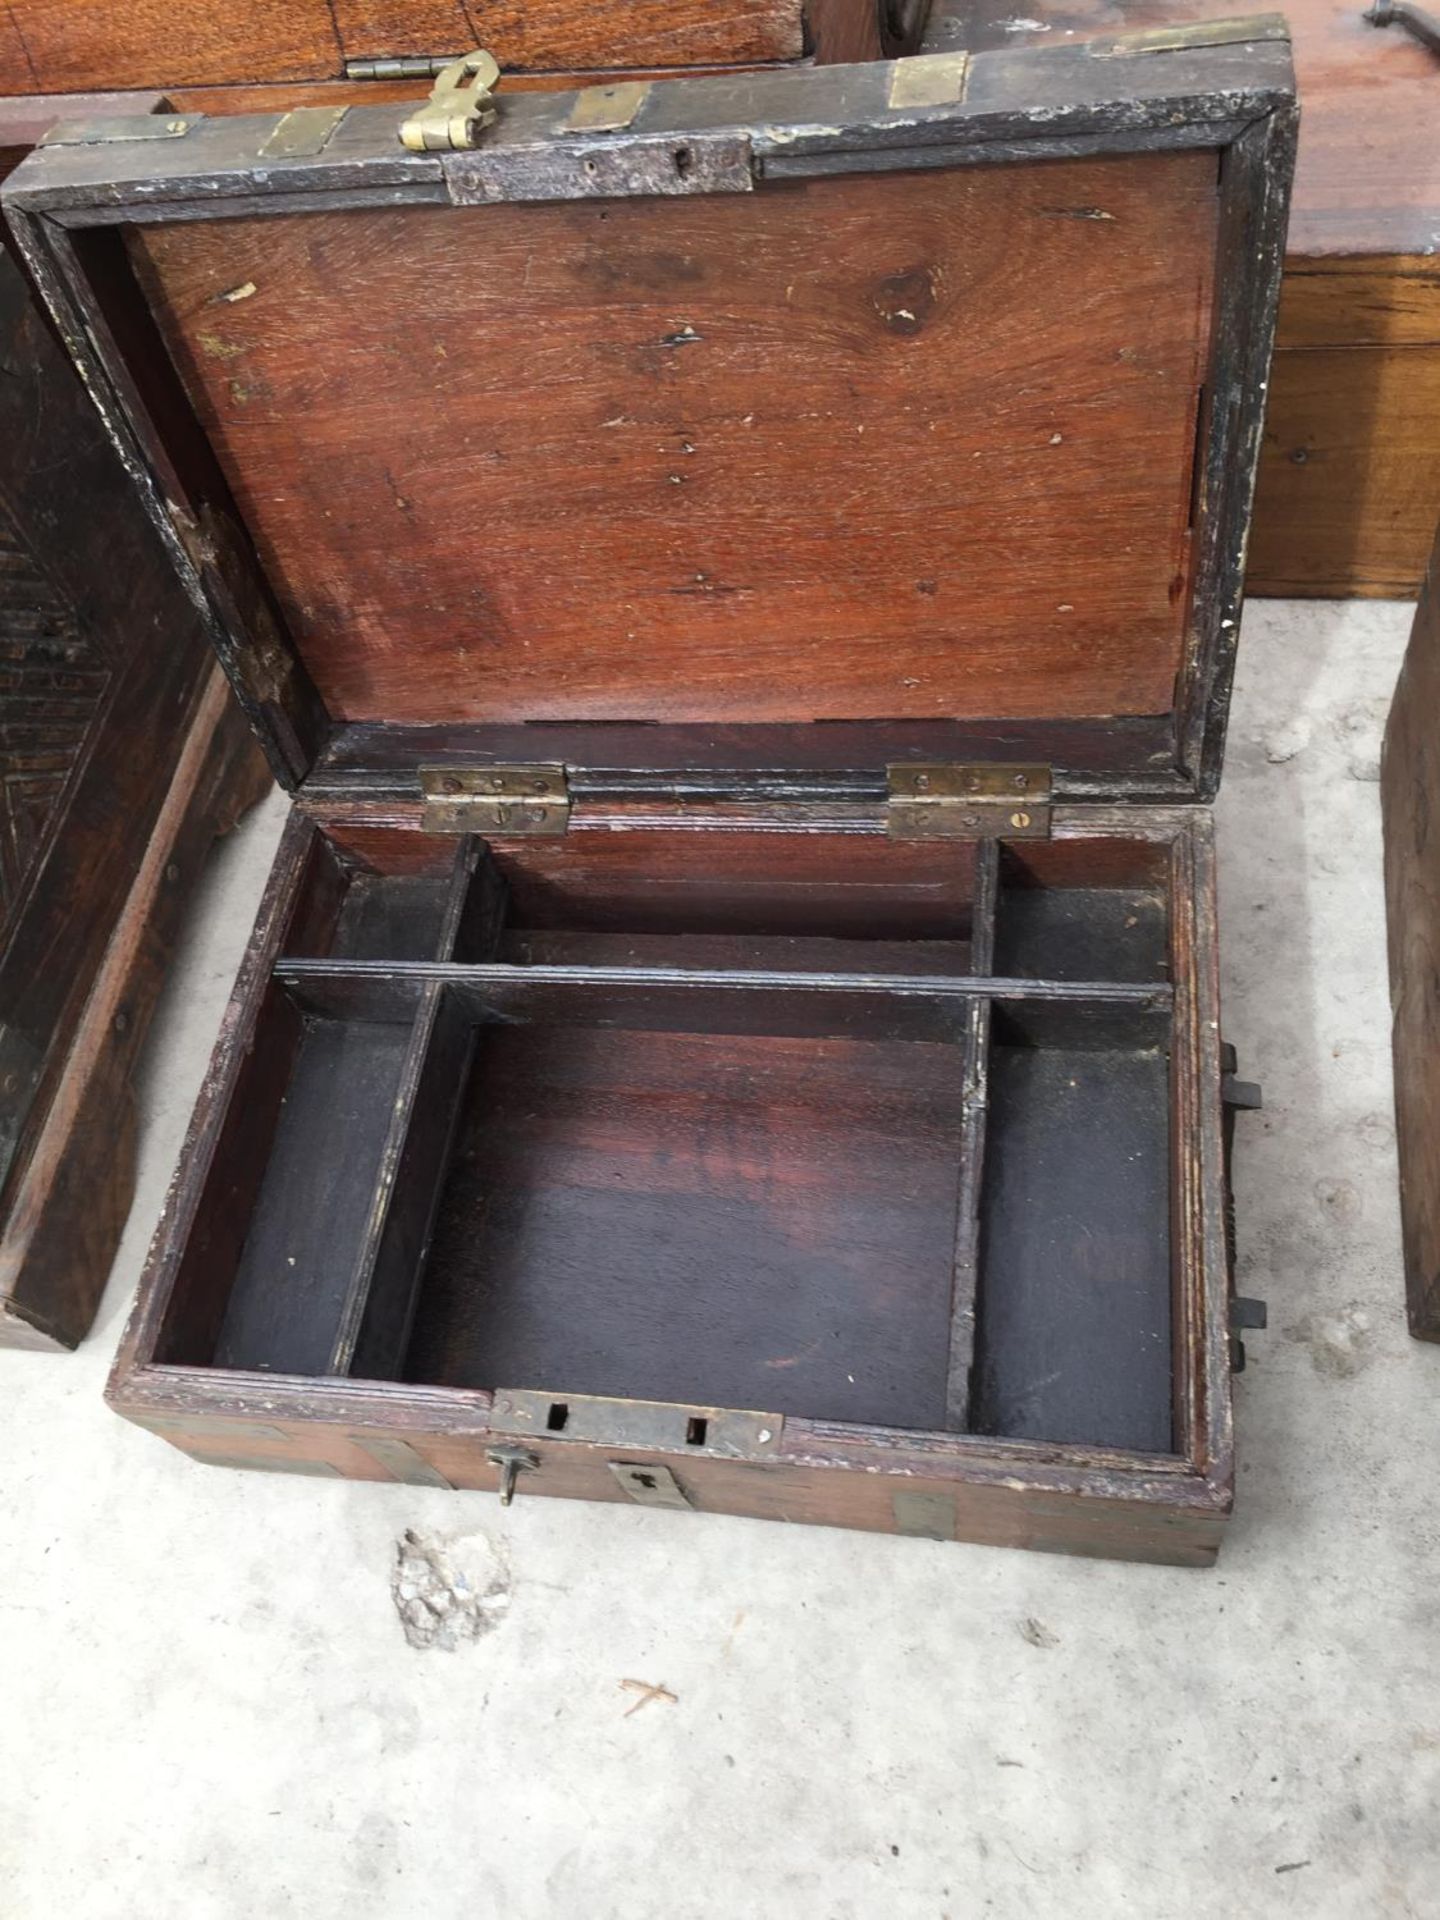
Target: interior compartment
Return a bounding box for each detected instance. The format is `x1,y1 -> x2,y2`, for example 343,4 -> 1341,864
970,999 -> 1175,1454
994,840 -> 1172,984
279,825 -> 502,964
166,820 -> 1181,1455
405,1023 -> 969,1428
283,829 -> 984,975
213,1014 -> 415,1373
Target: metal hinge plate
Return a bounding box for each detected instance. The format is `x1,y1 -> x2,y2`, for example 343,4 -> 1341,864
399,47 -> 499,152
420,764 -> 570,835
887,763 -> 1051,839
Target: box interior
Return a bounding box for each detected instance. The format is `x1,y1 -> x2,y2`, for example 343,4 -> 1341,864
156,822 -> 1178,1456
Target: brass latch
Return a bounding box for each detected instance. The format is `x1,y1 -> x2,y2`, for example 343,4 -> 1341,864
420,764 -> 570,835
887,763 -> 1051,839
399,48 -> 500,152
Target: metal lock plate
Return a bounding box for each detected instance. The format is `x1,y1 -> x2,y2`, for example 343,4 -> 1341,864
490,1389 -> 782,1458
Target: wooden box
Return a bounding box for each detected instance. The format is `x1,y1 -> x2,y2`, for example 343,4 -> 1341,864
922,0 -> 1440,599
5,26 -> 1293,1559
0,0 -> 930,116
0,93 -> 266,1351
1382,518 -> 1440,1340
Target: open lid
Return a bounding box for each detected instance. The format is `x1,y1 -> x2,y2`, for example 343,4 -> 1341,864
5,22 -> 1295,810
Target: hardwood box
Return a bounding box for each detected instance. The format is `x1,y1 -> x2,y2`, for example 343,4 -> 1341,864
5,26 -> 1294,1559
1382,518 -> 1440,1339
922,0 -> 1440,599
0,93 -> 266,1351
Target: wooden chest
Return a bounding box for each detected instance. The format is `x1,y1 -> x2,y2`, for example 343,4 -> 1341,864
922,0 -> 1440,599
6,25 -> 1292,1559
0,0 -> 931,116
1382,517 -> 1440,1339
0,93 -> 267,1351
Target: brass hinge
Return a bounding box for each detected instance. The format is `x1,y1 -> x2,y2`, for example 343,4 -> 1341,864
887,763 -> 1051,839
347,53 -> 462,81
398,47 -> 500,152
419,763 -> 570,834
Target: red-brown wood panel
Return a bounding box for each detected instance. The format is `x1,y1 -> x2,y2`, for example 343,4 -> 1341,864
129,151 -> 1218,731
330,0 -> 806,70
0,1 -> 340,93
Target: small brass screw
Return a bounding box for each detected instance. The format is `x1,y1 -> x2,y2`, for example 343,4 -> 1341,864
1011,810 -> 1031,830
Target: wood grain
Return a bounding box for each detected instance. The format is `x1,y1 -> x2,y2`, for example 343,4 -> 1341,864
406,1023 -> 967,1427
0,1 -> 339,93
921,0 -> 1440,597
923,0 -> 1440,262
332,0 -> 805,69
128,151 -> 1217,729
1249,343 -> 1440,599
0,0 -> 903,96
0,666 -> 268,1349
1382,520 -> 1440,1339
486,829 -> 977,939
0,220 -> 243,1280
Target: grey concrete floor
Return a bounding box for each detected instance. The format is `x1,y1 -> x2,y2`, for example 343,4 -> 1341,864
1,598 -> 1435,1919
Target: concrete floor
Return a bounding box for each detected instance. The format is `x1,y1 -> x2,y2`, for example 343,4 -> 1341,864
1,598 -> 1435,1919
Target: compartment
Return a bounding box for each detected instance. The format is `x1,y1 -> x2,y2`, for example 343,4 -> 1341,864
213,1012 -> 416,1374
466,830 -> 984,976
279,825 -> 502,963
280,826 -> 986,974
970,999 -> 1174,1454
993,840 -> 1171,984
158,823 -> 1181,1450
404,1022 -> 971,1428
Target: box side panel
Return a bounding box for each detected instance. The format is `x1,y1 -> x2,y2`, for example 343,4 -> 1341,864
1382,522 -> 1440,1338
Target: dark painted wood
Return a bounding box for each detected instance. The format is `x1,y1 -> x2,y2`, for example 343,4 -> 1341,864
994,884 -> 1170,984
306,715 -> 1184,801
0,91 -> 268,1348
212,1014 -> 414,1373
0,665 -> 267,1349
1382,519 -> 1440,1339
329,874 -> 451,960
973,1037 -> 1174,1452
347,982 -> 475,1378
272,957 -> 1171,1049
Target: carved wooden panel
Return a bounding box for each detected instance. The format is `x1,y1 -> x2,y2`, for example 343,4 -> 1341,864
0,509 -> 107,928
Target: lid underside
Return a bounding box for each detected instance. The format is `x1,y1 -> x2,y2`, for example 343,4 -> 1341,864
128,147 -> 1215,735
4,28 -> 1297,800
